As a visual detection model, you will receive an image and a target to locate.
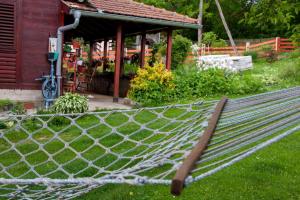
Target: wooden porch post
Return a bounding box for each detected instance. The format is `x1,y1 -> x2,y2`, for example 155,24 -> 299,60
59,7 -> 65,95
120,34 -> 125,76
166,29 -> 173,71
113,24 -> 122,102
103,39 -> 108,58
140,33 -> 146,68
103,39 -> 108,71
89,41 -> 94,65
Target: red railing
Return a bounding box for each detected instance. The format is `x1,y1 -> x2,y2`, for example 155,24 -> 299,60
81,37 -> 297,62
198,37 -> 297,56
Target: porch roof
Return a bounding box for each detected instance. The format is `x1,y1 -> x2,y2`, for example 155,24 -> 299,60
62,0 -> 199,29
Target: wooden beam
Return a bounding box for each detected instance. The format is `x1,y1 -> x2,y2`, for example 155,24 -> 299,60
103,39 -> 108,58
103,39 -> 108,72
113,24 -> 122,102
214,0 -> 238,55
140,33 -> 146,68
171,97 -> 228,196
166,29 -> 173,71
120,34 -> 125,76
198,0 -> 204,45
89,41 -> 94,65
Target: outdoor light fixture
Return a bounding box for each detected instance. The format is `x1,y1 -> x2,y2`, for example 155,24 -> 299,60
77,0 -> 85,3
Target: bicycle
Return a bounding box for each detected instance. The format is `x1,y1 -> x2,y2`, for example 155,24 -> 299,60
36,52 -> 59,108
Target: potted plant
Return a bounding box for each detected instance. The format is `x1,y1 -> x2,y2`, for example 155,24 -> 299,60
64,44 -> 72,53
72,38 -> 82,49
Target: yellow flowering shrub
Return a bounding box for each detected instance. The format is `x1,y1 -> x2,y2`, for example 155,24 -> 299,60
128,63 -> 175,105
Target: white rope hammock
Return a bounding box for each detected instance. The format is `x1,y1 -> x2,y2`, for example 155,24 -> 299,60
0,87 -> 300,199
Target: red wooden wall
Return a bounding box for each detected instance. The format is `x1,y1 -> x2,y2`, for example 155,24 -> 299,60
0,0 -> 61,89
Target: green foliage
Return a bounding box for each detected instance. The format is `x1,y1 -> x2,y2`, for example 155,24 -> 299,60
11,102 -> 26,115
128,63 -> 175,105
148,35 -> 192,69
290,24 -> 300,44
124,63 -> 139,75
229,74 -> 265,95
241,0 -> 300,38
202,32 -> 227,47
288,49 -> 300,59
52,93 -> 88,114
129,62 -> 266,105
138,0 -> 299,39
0,99 -> 12,108
171,35 -> 192,69
137,0 -> 252,39
243,51 -> 258,61
0,121 -> 7,129
173,67 -> 265,99
173,68 -> 232,98
279,57 -> 300,82
63,45 -> 72,53
148,43 -> 162,66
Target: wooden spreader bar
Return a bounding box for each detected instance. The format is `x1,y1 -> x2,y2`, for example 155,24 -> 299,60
171,97 -> 228,196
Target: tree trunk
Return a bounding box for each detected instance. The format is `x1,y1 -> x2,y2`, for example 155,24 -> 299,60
198,0 -> 204,45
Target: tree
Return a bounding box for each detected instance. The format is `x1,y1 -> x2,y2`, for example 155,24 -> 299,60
240,0 -> 300,38
137,0 -> 253,40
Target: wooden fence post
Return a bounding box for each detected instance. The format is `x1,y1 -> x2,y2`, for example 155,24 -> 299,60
246,42 -> 250,52
275,37 -> 281,52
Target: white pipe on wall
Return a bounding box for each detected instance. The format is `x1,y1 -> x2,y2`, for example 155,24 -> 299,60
56,10 -> 81,97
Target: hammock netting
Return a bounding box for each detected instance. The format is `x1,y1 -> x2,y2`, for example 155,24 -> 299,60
0,87 -> 300,199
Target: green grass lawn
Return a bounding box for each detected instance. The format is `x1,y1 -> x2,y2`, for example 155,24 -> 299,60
78,130 -> 300,200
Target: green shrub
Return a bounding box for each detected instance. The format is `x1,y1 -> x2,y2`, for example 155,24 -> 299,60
244,51 -> 258,61
171,35 -> 192,69
288,49 -> 300,59
173,66 -> 266,98
148,43 -> 164,66
128,63 -> 175,105
0,99 -> 12,108
202,32 -> 227,47
0,121 -> 7,129
290,24 -> 300,45
11,102 -> 26,115
129,62 -> 267,104
124,63 -> 139,75
230,74 -> 266,95
52,93 -> 88,114
173,68 -> 233,98
148,35 -> 192,69
279,58 -> 300,82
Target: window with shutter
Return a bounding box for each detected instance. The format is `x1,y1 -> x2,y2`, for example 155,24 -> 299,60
0,2 -> 15,49
0,0 -> 17,84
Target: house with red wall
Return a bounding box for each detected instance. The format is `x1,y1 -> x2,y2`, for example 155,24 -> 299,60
0,0 -> 199,102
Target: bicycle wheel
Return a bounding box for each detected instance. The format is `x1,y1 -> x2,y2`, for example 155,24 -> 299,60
42,79 -> 57,99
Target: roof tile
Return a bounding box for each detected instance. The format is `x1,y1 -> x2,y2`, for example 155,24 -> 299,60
63,0 -> 198,24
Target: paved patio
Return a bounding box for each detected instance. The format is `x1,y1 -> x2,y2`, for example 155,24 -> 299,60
0,90 -> 132,113
83,93 -> 132,111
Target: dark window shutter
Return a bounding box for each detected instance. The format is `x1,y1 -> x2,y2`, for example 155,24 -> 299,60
0,0 -> 17,84
0,2 -> 15,49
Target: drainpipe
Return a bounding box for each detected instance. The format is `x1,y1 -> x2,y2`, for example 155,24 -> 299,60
56,10 -> 81,97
